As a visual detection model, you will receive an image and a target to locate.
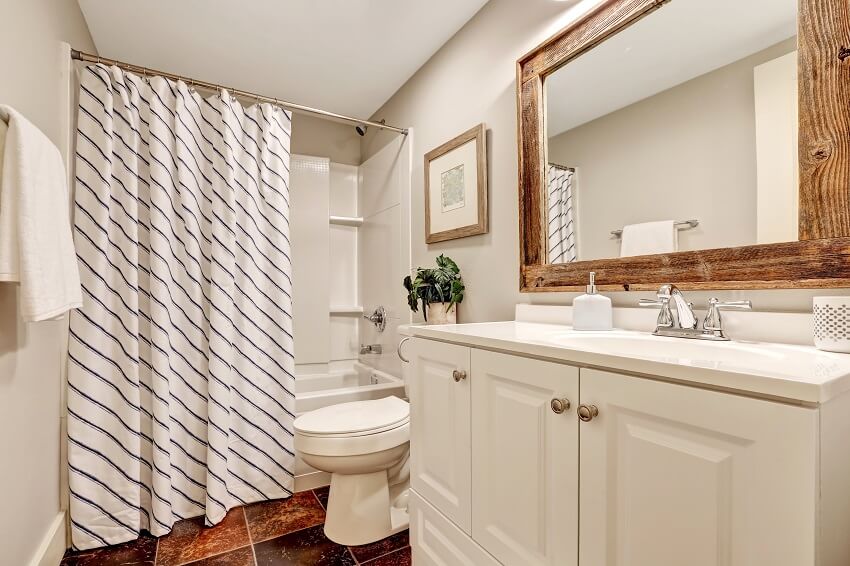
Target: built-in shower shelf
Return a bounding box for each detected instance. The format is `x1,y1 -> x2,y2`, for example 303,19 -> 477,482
329,215 -> 364,227
330,306 -> 364,316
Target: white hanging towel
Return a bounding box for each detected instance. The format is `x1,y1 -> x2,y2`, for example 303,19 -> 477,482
620,220 -> 678,257
0,105 -> 82,321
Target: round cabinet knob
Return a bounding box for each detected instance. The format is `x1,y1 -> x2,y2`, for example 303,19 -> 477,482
452,369 -> 467,382
577,404 -> 599,422
550,398 -> 571,414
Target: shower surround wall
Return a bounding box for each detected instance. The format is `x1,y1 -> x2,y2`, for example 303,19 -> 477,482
291,156 -> 361,378
290,136 -> 411,382
358,135 -> 413,380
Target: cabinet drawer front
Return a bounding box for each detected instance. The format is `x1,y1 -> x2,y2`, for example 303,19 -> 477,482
471,349 -> 579,566
411,490 -> 500,566
410,339 -> 472,533
579,368 -> 817,566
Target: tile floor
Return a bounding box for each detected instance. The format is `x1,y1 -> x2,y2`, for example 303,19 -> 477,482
60,487 -> 411,566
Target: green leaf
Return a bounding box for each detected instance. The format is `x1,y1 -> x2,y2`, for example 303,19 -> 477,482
438,254 -> 460,274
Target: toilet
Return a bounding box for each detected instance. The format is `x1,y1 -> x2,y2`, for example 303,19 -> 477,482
294,394 -> 410,545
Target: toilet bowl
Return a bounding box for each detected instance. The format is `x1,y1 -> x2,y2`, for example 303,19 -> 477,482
294,395 -> 410,545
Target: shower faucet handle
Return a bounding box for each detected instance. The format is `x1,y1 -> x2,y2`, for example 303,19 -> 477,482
363,306 -> 387,332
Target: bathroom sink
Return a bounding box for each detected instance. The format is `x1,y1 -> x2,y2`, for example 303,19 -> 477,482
550,331 -> 781,365
542,330 -> 821,376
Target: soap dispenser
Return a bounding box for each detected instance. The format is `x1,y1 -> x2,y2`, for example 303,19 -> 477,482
572,272 -> 613,331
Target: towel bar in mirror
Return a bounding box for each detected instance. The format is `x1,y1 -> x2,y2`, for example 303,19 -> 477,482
611,220 -> 699,238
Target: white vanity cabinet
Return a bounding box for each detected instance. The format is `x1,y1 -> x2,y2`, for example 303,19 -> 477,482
408,331 -> 845,566
579,368 -> 817,566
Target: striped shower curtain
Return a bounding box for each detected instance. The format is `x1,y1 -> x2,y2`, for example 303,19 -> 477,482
68,64 -> 295,550
547,163 -> 577,264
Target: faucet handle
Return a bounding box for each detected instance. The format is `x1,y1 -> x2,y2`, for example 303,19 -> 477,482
363,306 -> 387,332
703,298 -> 752,332
639,297 -> 674,328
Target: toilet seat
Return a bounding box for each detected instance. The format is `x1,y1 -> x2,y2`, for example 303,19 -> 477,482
295,396 -> 410,436
294,397 -> 410,457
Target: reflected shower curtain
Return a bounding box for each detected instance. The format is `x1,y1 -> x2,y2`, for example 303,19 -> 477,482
68,64 -> 295,550
547,163 -> 577,263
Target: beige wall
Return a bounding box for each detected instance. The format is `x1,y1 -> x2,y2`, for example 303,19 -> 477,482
548,38 -> 795,261
0,1 -> 96,564
364,0 -> 850,320
292,113 -> 361,165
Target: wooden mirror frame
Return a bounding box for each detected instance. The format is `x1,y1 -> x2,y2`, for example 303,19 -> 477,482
517,0 -> 850,292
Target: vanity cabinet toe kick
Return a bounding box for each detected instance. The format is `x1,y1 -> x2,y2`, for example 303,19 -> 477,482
408,336 -> 845,566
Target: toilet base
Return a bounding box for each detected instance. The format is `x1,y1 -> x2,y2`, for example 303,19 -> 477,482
323,471 -> 410,545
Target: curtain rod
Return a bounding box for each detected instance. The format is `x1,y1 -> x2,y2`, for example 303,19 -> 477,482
70,49 -> 408,136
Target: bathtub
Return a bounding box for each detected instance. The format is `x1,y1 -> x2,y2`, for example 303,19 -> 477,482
295,361 -> 406,414
293,360 -> 407,490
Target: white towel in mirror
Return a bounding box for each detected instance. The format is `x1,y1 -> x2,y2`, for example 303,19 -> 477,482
619,220 -> 678,257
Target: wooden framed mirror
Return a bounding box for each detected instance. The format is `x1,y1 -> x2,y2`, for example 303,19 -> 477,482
517,0 -> 850,292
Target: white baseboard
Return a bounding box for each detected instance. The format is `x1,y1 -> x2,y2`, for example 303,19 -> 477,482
295,470 -> 330,492
29,512 -> 66,566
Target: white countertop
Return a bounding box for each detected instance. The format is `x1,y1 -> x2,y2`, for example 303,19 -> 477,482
408,321 -> 850,404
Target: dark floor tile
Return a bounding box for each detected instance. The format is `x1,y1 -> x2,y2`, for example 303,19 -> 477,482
362,547 -> 412,566
253,524 -> 355,566
348,530 -> 409,563
156,507 -> 251,566
182,546 -> 256,566
312,486 -> 329,510
245,492 -> 326,543
61,533 -> 157,566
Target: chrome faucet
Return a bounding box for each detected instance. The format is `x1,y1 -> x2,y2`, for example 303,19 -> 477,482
640,284 -> 751,341
640,284 -> 697,330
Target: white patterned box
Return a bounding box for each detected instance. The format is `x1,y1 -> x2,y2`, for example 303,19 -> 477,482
814,297 -> 850,353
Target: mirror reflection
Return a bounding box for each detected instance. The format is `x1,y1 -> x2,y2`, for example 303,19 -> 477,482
544,0 -> 798,263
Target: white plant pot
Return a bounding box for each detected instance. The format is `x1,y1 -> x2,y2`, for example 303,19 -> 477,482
426,302 -> 457,325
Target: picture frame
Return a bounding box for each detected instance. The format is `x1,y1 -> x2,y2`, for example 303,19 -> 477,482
424,123 -> 488,244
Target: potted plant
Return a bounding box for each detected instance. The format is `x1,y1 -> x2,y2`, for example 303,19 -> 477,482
403,254 -> 465,324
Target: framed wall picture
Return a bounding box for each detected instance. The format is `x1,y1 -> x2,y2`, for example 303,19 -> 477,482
424,123 -> 488,243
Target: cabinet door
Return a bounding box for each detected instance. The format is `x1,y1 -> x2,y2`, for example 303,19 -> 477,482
410,338 -> 472,533
579,368 -> 818,566
471,349 -> 579,566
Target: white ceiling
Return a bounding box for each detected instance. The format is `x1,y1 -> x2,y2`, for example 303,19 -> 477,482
77,0 -> 488,119
546,0 -> 797,136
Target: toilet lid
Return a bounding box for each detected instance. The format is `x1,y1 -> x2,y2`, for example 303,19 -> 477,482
294,396 -> 410,436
